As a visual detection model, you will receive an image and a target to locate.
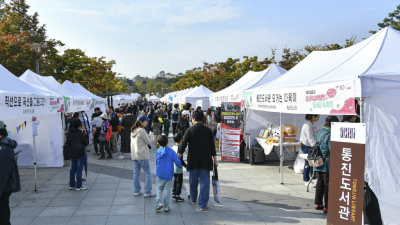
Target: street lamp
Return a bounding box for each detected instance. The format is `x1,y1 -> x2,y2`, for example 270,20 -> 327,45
30,43 -> 42,74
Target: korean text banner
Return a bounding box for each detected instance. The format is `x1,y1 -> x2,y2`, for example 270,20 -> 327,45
220,102 -> 242,163
245,81 -> 357,115
0,92 -> 56,120
64,96 -> 89,113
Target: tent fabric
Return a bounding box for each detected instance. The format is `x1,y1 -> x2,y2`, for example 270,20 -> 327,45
210,64 -> 286,107
244,27 -> 400,225
148,95 -> 160,101
179,85 -> 214,109
173,88 -> 193,104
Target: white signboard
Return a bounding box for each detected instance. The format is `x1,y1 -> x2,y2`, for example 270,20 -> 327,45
196,100 -> 203,109
0,93 -> 57,120
245,81 -> 357,115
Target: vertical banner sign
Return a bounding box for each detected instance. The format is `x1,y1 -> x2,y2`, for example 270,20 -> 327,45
328,122 -> 366,225
32,117 -> 38,137
220,102 -> 242,162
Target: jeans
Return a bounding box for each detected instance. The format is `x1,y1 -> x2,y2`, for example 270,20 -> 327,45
156,178 -> 173,207
315,171 -> 329,207
133,160 -> 152,194
301,145 -> 313,181
0,191 -> 12,225
189,169 -> 210,209
172,123 -> 177,134
172,173 -> 183,196
70,157 -> 84,188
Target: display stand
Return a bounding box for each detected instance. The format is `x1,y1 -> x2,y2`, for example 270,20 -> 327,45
255,137 -> 300,161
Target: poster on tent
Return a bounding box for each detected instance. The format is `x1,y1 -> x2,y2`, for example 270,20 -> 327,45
0,93 -> 54,120
220,102 -> 242,163
327,122 -> 365,225
49,96 -> 64,113
64,96 -> 87,113
94,98 -> 107,112
245,81 -> 357,115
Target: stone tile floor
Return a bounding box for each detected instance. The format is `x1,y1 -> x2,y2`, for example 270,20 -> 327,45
10,134 -> 327,225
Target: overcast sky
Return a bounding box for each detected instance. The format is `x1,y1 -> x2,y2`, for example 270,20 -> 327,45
27,0 -> 398,79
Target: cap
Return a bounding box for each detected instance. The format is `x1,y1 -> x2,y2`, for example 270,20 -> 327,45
0,120 -> 5,129
182,110 -> 190,116
100,113 -> 108,120
137,115 -> 150,122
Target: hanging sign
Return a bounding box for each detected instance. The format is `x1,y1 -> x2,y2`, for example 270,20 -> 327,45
327,122 -> 366,225
64,96 -> 89,113
0,92 -> 55,120
220,102 -> 242,163
245,81 -> 357,115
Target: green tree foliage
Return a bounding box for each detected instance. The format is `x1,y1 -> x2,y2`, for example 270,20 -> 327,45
370,5 -> 400,34
146,80 -> 154,93
154,82 -> 164,94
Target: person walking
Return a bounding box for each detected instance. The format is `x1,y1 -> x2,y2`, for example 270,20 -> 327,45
155,105 -> 164,133
90,112 -> 103,155
151,115 -> 162,147
178,111 -> 218,211
66,119 -> 89,191
171,104 -> 180,135
107,106 -> 119,155
120,107 -> 136,159
314,116 -> 339,214
155,135 -> 183,212
176,110 -> 190,135
147,108 -> 155,134
132,103 -> 138,117
131,115 -> 156,197
300,114 -> 320,187
0,121 -> 20,225
117,107 -> 124,143
99,113 -> 113,160
206,108 -> 216,136
163,114 -> 170,137
171,133 -> 187,202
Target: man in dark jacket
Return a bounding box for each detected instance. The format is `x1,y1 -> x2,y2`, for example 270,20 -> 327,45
132,103 -> 138,116
171,104 -> 180,134
178,111 -> 217,211
0,120 -> 20,225
66,119 -> 89,191
107,106 -> 119,154
176,110 -> 190,135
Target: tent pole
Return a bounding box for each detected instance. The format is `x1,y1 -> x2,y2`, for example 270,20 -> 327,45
280,112 -> 284,185
62,111 -> 66,167
360,98 -> 364,123
33,134 -> 38,191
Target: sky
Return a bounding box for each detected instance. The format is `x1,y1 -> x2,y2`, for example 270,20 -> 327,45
26,0 -> 399,79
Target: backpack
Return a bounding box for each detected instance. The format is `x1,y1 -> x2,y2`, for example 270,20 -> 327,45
307,133 -> 329,168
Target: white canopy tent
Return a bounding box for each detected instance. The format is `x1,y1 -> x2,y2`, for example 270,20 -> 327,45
244,27 -> 400,225
69,83 -> 107,112
210,64 -> 287,107
1,67 -> 63,168
173,88 -> 193,104
62,81 -> 95,113
148,95 -> 160,102
179,85 -> 214,109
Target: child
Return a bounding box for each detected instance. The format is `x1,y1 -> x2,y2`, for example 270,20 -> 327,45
171,133 -> 187,202
163,114 -> 170,137
155,135 -> 183,212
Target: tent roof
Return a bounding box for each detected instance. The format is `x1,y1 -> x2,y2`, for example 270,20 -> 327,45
250,27 -> 400,97
71,83 -> 103,100
185,85 -> 214,98
1,66 -> 52,96
216,63 -> 287,95
62,81 -> 94,99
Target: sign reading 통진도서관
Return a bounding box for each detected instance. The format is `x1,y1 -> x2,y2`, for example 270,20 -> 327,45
220,102 -> 242,163
327,122 -> 365,225
244,81 -> 357,115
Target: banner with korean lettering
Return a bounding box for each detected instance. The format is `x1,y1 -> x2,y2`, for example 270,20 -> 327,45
220,102 -> 242,163
94,98 -> 107,113
0,92 -> 56,120
328,122 -> 366,225
64,96 -> 88,113
245,81 -> 357,115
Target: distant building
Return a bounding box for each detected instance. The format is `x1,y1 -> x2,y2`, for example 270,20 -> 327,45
133,75 -> 150,84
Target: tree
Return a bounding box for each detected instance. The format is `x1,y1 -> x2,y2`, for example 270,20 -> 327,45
135,80 -> 143,94
114,80 -> 129,93
146,80 -> 154,93
154,82 -> 164,95
370,5 -> 400,34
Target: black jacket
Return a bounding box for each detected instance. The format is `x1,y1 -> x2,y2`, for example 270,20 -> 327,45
109,112 -> 119,132
0,137 -> 21,194
132,104 -> 137,112
66,128 -> 88,159
176,117 -> 189,135
139,104 -> 144,111
178,123 -> 216,171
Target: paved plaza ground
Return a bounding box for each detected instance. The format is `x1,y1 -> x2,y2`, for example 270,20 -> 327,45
10,135 -> 327,225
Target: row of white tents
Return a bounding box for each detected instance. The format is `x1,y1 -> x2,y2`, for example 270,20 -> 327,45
160,27 -> 400,224
160,85 -> 214,109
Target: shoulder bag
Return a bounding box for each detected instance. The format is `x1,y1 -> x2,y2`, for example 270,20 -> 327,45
307,133 -> 329,168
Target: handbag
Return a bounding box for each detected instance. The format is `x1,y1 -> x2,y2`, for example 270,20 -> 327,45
63,141 -> 70,160
98,133 -> 107,142
212,165 -> 221,203
307,133 -> 329,168
105,126 -> 113,141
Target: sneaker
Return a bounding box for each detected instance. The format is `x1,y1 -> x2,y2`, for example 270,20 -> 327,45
174,196 -> 184,202
200,206 -> 208,211
86,149 -> 91,152
81,178 -> 87,182
98,156 -> 105,160
323,207 -> 327,214
75,185 -> 87,191
172,195 -> 176,199
134,192 -> 143,196
315,205 -> 324,210
119,155 -> 124,159
188,195 -> 196,204
144,192 -> 156,198
155,203 -> 164,210
305,181 -> 316,188
164,206 -> 170,212
106,155 -> 112,159
68,187 -> 75,190
112,152 -> 118,155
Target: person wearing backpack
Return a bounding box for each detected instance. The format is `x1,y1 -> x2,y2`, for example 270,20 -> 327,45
0,121 -> 20,225
299,114 -> 320,187
66,118 -> 89,191
314,116 -> 339,214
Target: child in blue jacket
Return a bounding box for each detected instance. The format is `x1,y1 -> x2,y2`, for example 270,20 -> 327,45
155,135 -> 182,212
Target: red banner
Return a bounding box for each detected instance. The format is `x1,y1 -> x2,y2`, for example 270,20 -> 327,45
220,102 -> 241,162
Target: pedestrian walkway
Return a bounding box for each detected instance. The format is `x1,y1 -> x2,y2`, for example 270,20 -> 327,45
10,135 -> 327,225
